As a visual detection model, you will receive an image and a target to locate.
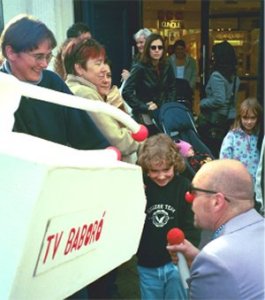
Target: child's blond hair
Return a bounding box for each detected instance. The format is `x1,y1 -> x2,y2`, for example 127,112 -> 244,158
137,133 -> 186,174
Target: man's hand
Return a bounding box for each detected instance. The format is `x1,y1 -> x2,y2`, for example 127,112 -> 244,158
167,239 -> 200,267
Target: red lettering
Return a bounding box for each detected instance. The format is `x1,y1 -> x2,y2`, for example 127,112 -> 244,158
52,231 -> 63,259
90,221 -> 98,243
96,212 -> 105,241
43,234 -> 55,264
77,225 -> 87,250
71,227 -> 80,251
63,211 -> 107,255
64,228 -> 75,255
84,224 -> 93,245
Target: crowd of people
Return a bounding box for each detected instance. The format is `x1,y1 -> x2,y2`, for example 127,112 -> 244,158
0,13 -> 264,300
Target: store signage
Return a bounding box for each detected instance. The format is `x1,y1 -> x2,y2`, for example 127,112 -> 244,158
215,31 -> 245,40
160,20 -> 182,29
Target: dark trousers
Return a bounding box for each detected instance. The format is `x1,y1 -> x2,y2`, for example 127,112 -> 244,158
197,118 -> 234,158
87,268 -> 118,299
68,268 -> 118,299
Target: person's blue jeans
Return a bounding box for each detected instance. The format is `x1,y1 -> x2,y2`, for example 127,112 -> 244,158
137,262 -> 187,300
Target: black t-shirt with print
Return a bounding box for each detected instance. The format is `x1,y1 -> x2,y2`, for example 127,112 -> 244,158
137,174 -> 200,268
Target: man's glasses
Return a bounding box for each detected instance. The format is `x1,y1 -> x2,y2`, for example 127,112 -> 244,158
185,184 -> 231,203
26,52 -> 54,63
150,45 -> 163,51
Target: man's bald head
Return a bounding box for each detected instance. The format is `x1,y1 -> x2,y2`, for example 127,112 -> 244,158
194,159 -> 254,209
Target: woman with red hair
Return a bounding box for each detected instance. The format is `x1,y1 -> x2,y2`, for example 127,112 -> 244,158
64,38 -> 140,163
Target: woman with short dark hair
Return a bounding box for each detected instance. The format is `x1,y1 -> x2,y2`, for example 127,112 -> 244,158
168,39 -> 197,91
0,14 -> 108,150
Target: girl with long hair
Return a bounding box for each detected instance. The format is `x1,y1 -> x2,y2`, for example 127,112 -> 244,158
220,97 -> 263,184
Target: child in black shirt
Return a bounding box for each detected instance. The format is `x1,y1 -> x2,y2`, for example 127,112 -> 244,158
137,134 -> 200,300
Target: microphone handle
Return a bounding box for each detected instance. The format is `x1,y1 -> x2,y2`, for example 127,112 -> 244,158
177,252 -> 190,290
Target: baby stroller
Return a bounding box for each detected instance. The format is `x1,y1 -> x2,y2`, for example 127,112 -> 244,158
175,78 -> 193,111
157,102 -> 215,179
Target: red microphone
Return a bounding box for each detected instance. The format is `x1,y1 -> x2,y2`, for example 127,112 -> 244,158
167,228 -> 190,290
167,228 -> 184,245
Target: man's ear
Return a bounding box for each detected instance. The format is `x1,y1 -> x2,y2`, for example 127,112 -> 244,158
212,192 -> 227,211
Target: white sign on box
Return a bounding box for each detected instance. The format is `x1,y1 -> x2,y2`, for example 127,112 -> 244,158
0,73 -> 147,300
35,208 -> 106,275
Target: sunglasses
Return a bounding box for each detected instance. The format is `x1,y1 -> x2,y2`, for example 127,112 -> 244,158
150,45 -> 163,51
185,184 -> 231,203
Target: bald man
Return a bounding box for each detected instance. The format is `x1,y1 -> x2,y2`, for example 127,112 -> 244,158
167,159 -> 265,300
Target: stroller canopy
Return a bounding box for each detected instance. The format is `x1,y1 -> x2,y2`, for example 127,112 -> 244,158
158,102 -> 197,134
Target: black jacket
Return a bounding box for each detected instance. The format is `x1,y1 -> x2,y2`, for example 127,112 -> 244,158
122,60 -> 176,115
0,64 -> 109,150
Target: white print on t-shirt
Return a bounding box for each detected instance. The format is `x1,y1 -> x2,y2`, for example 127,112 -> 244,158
147,204 -> 176,228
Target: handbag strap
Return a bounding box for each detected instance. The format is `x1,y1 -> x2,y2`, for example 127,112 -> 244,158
225,76 -> 237,119
230,76 -> 237,104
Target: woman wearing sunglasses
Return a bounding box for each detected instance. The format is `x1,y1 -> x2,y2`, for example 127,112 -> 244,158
122,33 -> 176,135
